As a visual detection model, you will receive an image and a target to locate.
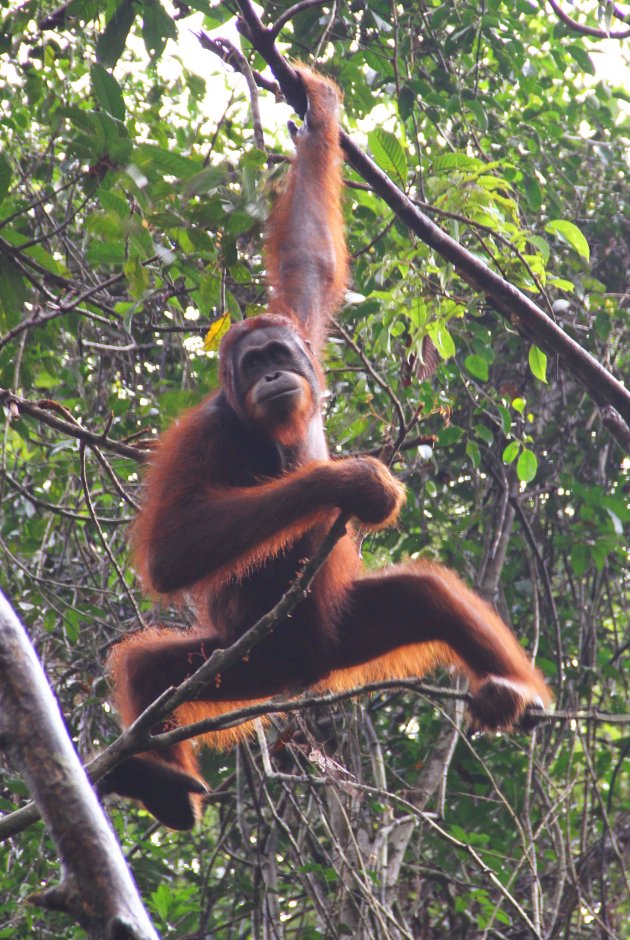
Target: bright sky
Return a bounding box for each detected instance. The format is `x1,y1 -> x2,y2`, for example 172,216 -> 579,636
168,9 -> 630,130
168,13 -> 278,124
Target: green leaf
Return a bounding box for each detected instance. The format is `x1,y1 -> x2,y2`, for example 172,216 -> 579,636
528,235 -> 550,263
0,154 -> 11,204
602,494 -> 630,523
143,0 -> 177,60
547,277 -> 575,293
427,321 -> 456,359
182,166 -> 225,198
242,149 -> 267,171
64,107 -> 130,162
545,219 -> 590,262
22,244 -> 63,277
474,423 -> 493,445
497,404 -> 511,435
150,884 -> 171,920
124,255 -> 150,297
465,99 -> 488,130
571,542 -> 589,577
198,271 -> 220,315
567,45 -> 595,76
522,173 -> 542,212
409,299 -> 427,329
91,64 -> 126,121
517,448 -> 538,483
512,397 -> 526,414
592,537 -> 613,570
367,128 -> 407,184
466,439 -> 481,468
86,241 -> 126,264
98,189 -> 130,217
33,371 -> 60,389
432,153 -> 482,173
464,354 -> 489,381
398,85 -> 415,121
226,209 -> 256,234
502,441 -> 520,464
529,345 -> 548,384
439,426 -> 464,446
96,0 -> 137,68
135,144 -> 200,180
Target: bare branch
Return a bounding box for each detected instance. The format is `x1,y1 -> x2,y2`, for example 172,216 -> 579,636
196,34 -> 266,150
0,389 -> 149,462
0,591 -> 158,939
545,0 -> 630,38
270,0 -> 329,38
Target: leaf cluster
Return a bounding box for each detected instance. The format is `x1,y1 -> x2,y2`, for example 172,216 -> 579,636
0,1 -> 628,938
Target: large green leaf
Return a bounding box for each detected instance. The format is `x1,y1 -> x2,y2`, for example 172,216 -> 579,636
517,448 -> 538,483
91,64 -> 126,121
142,0 -> 177,60
545,219 -> 590,262
529,345 -> 548,383
96,0 -> 138,67
134,144 -> 201,180
367,128 -> 408,184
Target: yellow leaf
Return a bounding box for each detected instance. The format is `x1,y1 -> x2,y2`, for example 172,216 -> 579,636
203,314 -> 231,351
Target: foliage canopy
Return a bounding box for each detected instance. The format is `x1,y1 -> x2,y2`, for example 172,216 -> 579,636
0,1 -> 628,937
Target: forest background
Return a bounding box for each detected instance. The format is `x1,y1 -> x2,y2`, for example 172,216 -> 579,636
0,0 -> 628,938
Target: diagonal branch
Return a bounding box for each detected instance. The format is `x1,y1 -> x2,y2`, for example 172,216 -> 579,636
0,389 -> 148,462
0,591 -> 158,938
270,0 -> 330,38
205,1 -> 630,448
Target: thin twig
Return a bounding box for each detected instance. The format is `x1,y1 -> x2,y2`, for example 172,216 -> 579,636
270,0 -> 329,38
335,320 -> 407,441
0,390 -> 148,462
78,442 -> 145,630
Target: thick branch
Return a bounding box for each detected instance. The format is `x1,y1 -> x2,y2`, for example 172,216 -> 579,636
2,672 -> 626,842
1,514 -> 351,838
224,2 -> 630,439
88,510 -> 351,786
0,591 -> 157,939
342,142 -> 630,432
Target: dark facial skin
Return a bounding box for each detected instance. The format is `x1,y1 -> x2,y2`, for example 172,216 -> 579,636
234,327 -> 319,428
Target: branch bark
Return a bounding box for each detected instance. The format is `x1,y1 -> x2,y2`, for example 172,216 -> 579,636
0,389 -> 148,462
0,590 -> 158,940
545,0 -> 630,39
211,1 -> 630,447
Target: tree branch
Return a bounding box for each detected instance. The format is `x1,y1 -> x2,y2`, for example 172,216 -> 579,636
545,0 -> 630,38
0,591 -> 158,939
205,2 -> 630,445
0,389 -> 149,462
270,0 -> 329,38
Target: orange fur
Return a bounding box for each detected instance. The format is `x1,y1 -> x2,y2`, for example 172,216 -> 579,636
176,700 -> 266,750
265,69 -> 348,352
104,68 -> 552,830
320,642 -> 463,695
